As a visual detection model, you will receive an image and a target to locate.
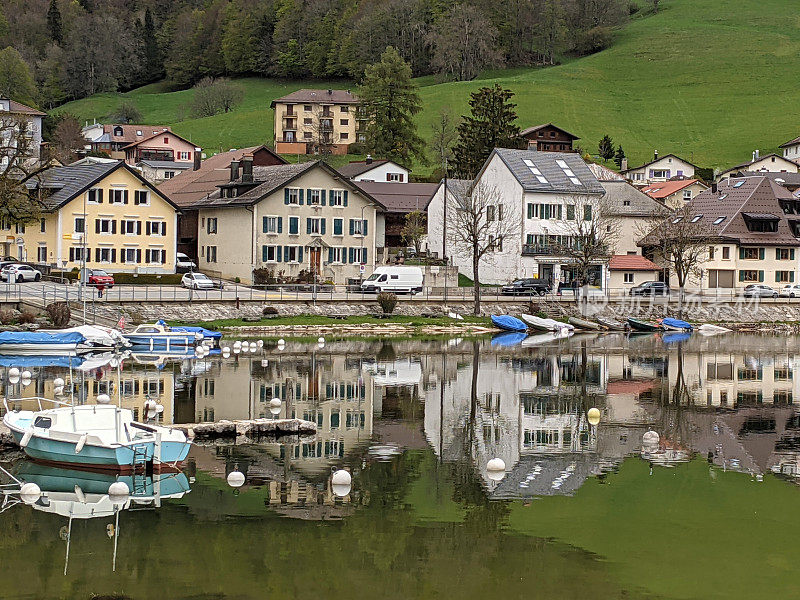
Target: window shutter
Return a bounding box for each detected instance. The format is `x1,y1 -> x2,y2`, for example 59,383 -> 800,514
349,219 -> 354,235
306,218 -> 312,234
262,245 -> 268,262
95,248 -> 100,262
146,222 -> 151,235
363,220 -> 368,236
343,190 -> 348,207
320,218 -> 326,235
298,189 -> 304,205
739,270 -> 744,282
284,246 -> 289,262
792,249 -> 796,260
136,249 -> 141,263
95,220 -> 100,234
123,190 -> 129,204
362,248 -> 367,264
277,217 -> 282,233
69,247 -> 74,262
776,271 -> 780,282
276,247 -> 282,262
348,248 -> 354,263
161,251 -> 166,264
137,221 -> 142,235
739,247 -> 745,259
759,248 -> 765,260
98,189 -> 103,203
758,270 -> 764,282
776,248 -> 781,260
145,249 -> 150,263
321,190 -> 326,206
284,189 -> 290,205
334,219 -> 342,236
111,220 -> 117,234
527,204 -> 533,219
328,248 -> 333,263
792,272 -> 796,283
298,247 -> 303,262
307,189 -> 312,203
263,216 -> 268,233
161,222 -> 166,236
111,249 -> 116,263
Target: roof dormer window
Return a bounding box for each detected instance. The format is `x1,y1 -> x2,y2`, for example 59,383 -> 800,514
113,126 -> 123,136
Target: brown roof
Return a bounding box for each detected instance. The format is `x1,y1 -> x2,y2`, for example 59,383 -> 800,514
779,136 -> 800,149
2,98 -> 45,117
352,182 -> 438,213
642,179 -> 703,199
608,255 -> 660,271
722,153 -> 797,173
337,159 -> 392,178
683,177 -> 799,246
158,146 -> 285,207
122,129 -> 197,150
520,123 -> 580,140
101,124 -> 172,144
270,89 -> 359,108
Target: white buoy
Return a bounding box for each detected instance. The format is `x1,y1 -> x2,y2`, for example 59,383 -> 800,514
195,332 -> 204,341
332,482 -> 351,497
53,377 -> 65,388
249,342 -> 258,351
20,376 -> 31,387
487,458 -> 506,472
108,481 -> 130,504
317,342 -> 325,350
227,470 -> 245,488
8,367 -> 19,379
317,337 -> 325,344
233,340 -> 242,349
21,370 -> 31,380
269,398 -> 282,409
8,375 -> 19,385
194,345 -> 203,357
331,469 -> 351,486
53,386 -> 64,396
222,348 -> 231,358
155,404 -> 164,414
270,405 -> 281,416
256,340 -> 264,348
277,338 -> 285,345
587,407 -> 601,426
96,393 -> 111,404
19,482 -> 41,504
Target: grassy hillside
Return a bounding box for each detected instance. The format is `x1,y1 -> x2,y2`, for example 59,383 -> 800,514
55,0 -> 800,173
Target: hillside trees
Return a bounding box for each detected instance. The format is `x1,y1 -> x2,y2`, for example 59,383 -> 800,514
0,47 -> 39,106
430,4 -> 503,81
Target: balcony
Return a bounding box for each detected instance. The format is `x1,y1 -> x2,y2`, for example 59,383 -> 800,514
522,244 -> 561,256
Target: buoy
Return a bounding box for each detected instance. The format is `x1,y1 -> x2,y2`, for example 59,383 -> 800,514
487,470 -> 505,482
108,481 -> 130,504
587,407 -> 601,426
332,483 -> 351,498
21,370 -> 31,380
20,427 -> 34,447
233,347 -> 241,354
318,337 -> 325,344
233,340 -> 242,349
195,332 -> 204,341
19,482 -> 41,504
487,458 -> 506,472
20,376 -> 31,387
53,386 -> 64,396
75,433 -> 88,454
227,470 -> 245,488
7,375 -> 18,385
8,367 -> 19,379
331,469 -> 351,486
97,393 -> 111,404
642,430 -> 660,445
269,398 -> 282,409
249,342 -> 258,351
317,342 -> 325,349
53,377 -> 65,388
277,338 -> 285,345
144,399 -> 157,413
256,340 -> 264,348
155,404 -> 164,414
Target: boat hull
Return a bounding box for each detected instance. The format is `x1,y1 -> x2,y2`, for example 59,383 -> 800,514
123,334 -> 198,350
568,316 -> 603,331
627,318 -> 662,332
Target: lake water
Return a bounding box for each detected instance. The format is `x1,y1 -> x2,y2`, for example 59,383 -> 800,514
2,332 -> 800,599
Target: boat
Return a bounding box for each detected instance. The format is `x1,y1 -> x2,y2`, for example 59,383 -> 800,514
661,317 -> 693,332
491,315 -> 528,332
491,332 -> 528,347
520,314 -> 574,332
122,323 -> 202,351
156,320 -> 222,345
596,317 -> 626,331
0,325 -> 127,355
568,316 -> 604,331
3,399 -> 192,471
698,324 -> 731,336
627,318 -> 663,332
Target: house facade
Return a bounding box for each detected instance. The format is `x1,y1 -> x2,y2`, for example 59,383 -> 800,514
192,160 -> 385,284
337,158 -> 410,183
622,152 -> 697,183
0,96 -> 44,166
427,149 -> 606,287
779,136 -> 800,164
270,89 -> 361,155
20,161 -> 178,273
123,130 -> 198,168
520,123 -> 579,152
717,152 -> 799,180
641,179 -> 708,209
607,254 -> 661,290
83,124 -> 173,159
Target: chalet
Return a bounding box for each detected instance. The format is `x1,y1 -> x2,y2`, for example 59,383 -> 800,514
519,123 -> 579,152
779,135 -> 800,164
337,157 -> 410,183
622,152 -> 697,183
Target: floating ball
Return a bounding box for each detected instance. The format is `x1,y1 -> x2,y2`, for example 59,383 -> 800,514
487,458 -> 506,472
8,367 -> 19,379
21,370 -> 31,380
108,481 -> 130,504
53,377 -> 65,388
587,407 -> 601,426
331,469 -> 351,486
227,470 -> 245,488
19,482 -> 41,504
96,393 -> 111,404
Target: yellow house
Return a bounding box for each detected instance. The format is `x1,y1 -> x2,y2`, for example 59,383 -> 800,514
17,160 -> 179,273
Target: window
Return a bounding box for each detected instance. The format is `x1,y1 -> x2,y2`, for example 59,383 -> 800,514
713,216 -> 726,225
623,200 -> 631,207
288,216 -> 299,235
96,247 -> 114,263
672,216 -> 683,224
329,190 -> 346,207
487,205 -> 495,222
39,218 -> 45,233
121,220 -> 140,235
145,248 -> 166,264
522,159 -> 548,184
15,223 -> 24,234
333,218 -> 343,236
350,218 -> 367,236
307,189 -> 323,205
284,245 -> 301,263
146,221 -> 167,236
206,246 -> 217,263
95,218 -> 114,234
87,188 -> 103,204
691,215 -> 703,223
683,190 -> 692,201
651,169 -> 669,179
528,203 -> 562,220
351,247 -> 367,263
328,247 -> 345,263
733,180 -> 746,188
286,188 -> 302,205
340,105 -> 348,113
69,247 -> 88,262
566,204 -> 575,220
164,171 -> 176,179
307,217 -> 325,235
262,216 -> 281,234
777,248 -> 795,260
387,173 -> 403,182
340,119 -> 349,126
304,105 -> 312,111
776,270 -> 793,283
177,151 -> 190,160
340,132 -> 349,140
739,270 -> 760,282
207,218 -> 217,234
623,273 -> 634,283
261,245 -> 279,262
303,118 -> 312,125
583,204 -> 592,221
722,246 -> 730,259
134,190 -> 149,205
37,246 -> 47,262
163,137 -> 169,144
740,247 -> 761,260
109,189 -> 128,205
304,132 -> 312,139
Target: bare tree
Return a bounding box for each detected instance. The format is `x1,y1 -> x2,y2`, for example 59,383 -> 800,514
306,105 -> 339,155
429,4 -> 504,81
191,77 -> 244,118
446,180 -> 520,315
51,114 -> 86,164
401,210 -> 427,256
555,194 -> 619,313
0,114 -> 49,224
639,203 -> 712,316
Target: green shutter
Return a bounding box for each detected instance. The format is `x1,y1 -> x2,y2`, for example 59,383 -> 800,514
284,189 -> 290,205
334,218 -> 342,236
321,190 -> 326,206
759,248 -> 765,260
362,248 -> 367,264
739,247 -> 745,259
792,272 -> 796,283
320,218 -> 326,235
328,248 -> 334,263
276,247 -> 282,262
262,245 -> 268,262
277,217 -> 282,233
363,220 -> 368,236
262,216 -> 268,233
283,246 -> 289,262
792,249 -> 796,260
343,191 -> 348,206
739,270 -> 745,282
776,248 -> 781,260
298,247 -> 303,263
298,189 -> 304,205
776,271 -> 781,282
758,270 -> 764,282
306,218 -> 312,234
527,203 -> 533,219
349,219 -> 354,235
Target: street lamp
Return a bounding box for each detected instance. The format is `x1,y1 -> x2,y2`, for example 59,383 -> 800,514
359,204 -> 368,281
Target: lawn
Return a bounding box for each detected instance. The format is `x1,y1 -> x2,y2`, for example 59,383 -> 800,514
175,314 -> 490,329
55,0 -> 800,174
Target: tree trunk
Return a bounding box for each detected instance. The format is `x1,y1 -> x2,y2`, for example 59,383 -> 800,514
473,254 -> 481,316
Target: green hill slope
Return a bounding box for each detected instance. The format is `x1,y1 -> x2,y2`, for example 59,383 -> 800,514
56,0 -> 800,173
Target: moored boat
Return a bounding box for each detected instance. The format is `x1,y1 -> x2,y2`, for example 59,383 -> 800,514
627,318 -> 663,332
520,314 -> 574,332
661,317 -> 693,332
568,316 -> 604,331
698,324 -> 731,336
122,323 -> 201,351
157,321 -> 221,345
596,317 -> 626,331
0,325 -> 127,355
491,315 -> 528,332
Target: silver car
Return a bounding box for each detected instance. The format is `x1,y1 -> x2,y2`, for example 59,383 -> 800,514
779,284 -> 800,298
742,284 -> 778,298
181,272 -> 215,290
0,263 -> 42,282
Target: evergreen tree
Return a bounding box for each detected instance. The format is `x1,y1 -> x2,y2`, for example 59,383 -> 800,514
140,8 -> 163,82
452,84 -> 522,178
359,46 -> 425,164
613,144 -> 626,168
46,0 -> 63,45
598,134 -> 614,162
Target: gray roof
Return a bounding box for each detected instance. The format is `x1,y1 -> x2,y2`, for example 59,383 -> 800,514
353,182 -> 438,213
621,153 -> 698,173
602,181 -> 667,217
336,160 -> 392,178
491,148 -> 604,194
736,171 -> 800,188
139,160 -> 193,169
270,89 -> 359,107
29,162 -> 122,210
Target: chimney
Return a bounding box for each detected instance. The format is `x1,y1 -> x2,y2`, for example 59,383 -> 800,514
241,155 -> 253,183
365,154 -> 373,165
711,182 -> 718,194
621,157 -> 628,171
193,147 -> 201,171
752,151 -> 756,162
755,149 -> 760,160
653,150 -> 658,161
230,160 -> 240,182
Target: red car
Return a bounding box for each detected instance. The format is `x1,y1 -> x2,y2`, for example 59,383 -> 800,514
86,269 -> 114,289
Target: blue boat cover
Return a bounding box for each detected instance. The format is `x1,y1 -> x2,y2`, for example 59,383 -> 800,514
491,332 -> 528,347
663,332 -> 692,344
491,315 -> 528,332
157,320 -> 222,339
662,318 -> 693,331
0,331 -> 85,345
0,355 -> 84,368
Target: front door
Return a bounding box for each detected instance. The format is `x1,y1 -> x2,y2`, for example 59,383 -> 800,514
539,265 -> 553,286
309,248 -> 321,281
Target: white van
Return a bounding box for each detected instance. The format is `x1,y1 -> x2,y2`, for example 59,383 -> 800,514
361,266 -> 424,294
176,252 -> 197,272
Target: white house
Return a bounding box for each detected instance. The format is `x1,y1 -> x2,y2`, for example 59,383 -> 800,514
717,151 -> 799,180
0,96 -> 44,166
336,157 -> 410,183
621,152 -> 697,184
427,149 -> 606,287
780,136 -> 800,164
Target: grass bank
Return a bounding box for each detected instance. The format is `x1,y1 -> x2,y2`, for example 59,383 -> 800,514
175,314 -> 490,329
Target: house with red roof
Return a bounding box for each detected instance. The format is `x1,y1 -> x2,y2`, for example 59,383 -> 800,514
607,254 -> 661,290
642,179 -> 707,209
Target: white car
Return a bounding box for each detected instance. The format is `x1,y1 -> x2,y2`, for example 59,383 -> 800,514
181,272 -> 215,290
0,263 -> 42,282
176,252 -> 197,272
779,284 -> 800,298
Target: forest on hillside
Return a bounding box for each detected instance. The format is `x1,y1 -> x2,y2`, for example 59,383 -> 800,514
0,0 -> 636,109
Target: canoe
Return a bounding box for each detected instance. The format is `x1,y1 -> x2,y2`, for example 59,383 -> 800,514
596,317 -> 626,331
490,315 -> 528,332
627,318 -> 663,332
568,316 -> 604,331
661,317 -> 693,332
520,314 -> 574,332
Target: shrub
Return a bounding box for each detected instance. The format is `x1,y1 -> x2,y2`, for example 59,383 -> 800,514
18,310 -> 37,324
0,309 -> 16,325
262,306 -> 279,316
234,277 -> 241,283
377,292 -> 398,314
46,302 -> 71,328
253,268 -> 283,285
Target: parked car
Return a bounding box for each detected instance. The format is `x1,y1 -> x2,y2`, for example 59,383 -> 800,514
629,281 -> 670,296
176,252 -> 197,272
361,266 -> 424,294
501,278 -> 551,296
779,284 -> 800,298
181,272 -> 215,290
84,269 -> 114,289
0,264 -> 41,282
742,284 -> 778,298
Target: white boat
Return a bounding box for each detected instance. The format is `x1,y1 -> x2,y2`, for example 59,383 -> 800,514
122,323 -> 202,351
3,399 -> 192,471
520,331 -> 571,347
0,325 -> 128,355
520,314 -> 574,333
698,324 -> 732,336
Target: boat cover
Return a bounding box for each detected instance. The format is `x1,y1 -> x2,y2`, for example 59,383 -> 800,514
491,332 -> 528,347
169,325 -> 222,339
662,318 -> 693,331
0,355 -> 83,368
663,332 -> 692,344
0,330 -> 85,345
491,315 -> 528,332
